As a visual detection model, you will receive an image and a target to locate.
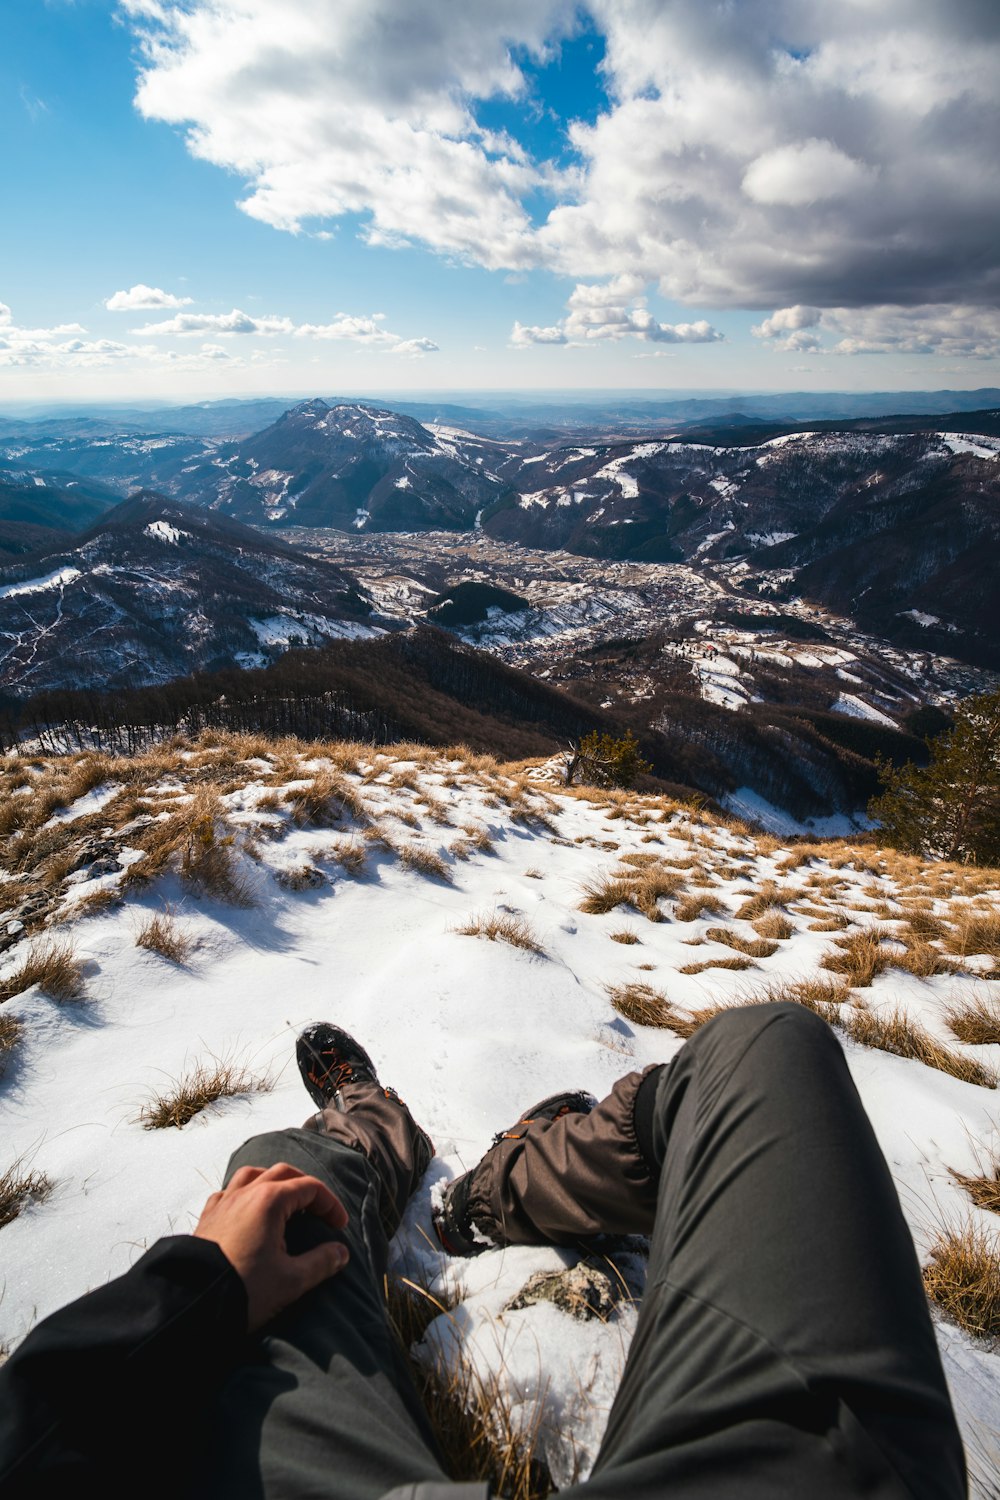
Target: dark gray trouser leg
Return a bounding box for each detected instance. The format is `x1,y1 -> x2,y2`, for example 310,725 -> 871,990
560,1002 -> 966,1500
193,1125 -> 451,1500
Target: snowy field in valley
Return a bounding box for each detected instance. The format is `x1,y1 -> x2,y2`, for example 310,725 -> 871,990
1,739 -> 999,1491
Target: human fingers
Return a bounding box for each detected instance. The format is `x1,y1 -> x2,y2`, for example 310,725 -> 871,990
266,1172 -> 349,1231
225,1165 -> 268,1192
288,1238 -> 350,1297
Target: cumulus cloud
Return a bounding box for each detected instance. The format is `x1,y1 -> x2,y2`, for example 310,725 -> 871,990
754,302 -> 1000,358
105,284 -> 193,311
513,277 -> 723,348
136,304 -> 438,353
133,308 -> 295,336
119,0 -> 1000,328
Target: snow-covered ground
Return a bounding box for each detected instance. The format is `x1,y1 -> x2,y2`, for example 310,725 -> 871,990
1,744 -> 999,1490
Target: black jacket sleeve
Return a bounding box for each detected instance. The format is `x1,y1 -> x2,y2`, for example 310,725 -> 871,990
0,1234 -> 248,1499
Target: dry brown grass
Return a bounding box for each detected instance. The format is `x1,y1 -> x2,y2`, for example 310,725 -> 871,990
902,909 -> 948,941
579,877 -> 637,916
657,1001 -> 729,1038
461,826 -> 495,854
946,995 -> 1000,1046
523,867 -> 543,879
679,956 -> 756,974
893,942 -> 963,980
72,887 -> 123,920
0,939 -> 84,1005
385,1277 -> 554,1499
923,1224 -> 1000,1339
0,1158 -> 52,1229
820,927 -> 896,988
287,769 -> 368,828
747,977 -> 851,1018
704,927 -> 779,959
752,912 -> 794,940
944,911 -> 1000,959
610,929 -> 640,945
455,911 -> 544,956
606,980 -> 672,1028
674,892 -> 725,923
950,1163 -> 1000,1215
328,837 -> 367,876
807,914 -> 850,932
734,882 -> 803,921
135,910 -> 192,964
179,791 -> 254,906
398,844 -> 452,882
0,1013 -> 23,1076
839,1007 -> 996,1089
138,1057 -> 273,1130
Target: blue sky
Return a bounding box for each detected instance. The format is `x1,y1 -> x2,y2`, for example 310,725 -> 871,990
2,0 -> 998,402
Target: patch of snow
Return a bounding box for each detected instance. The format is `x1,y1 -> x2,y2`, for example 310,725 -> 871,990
721,787 -> 874,837
936,433 -> 1000,461
144,520 -> 188,545
393,477 -> 411,489
903,609 -> 942,628
832,694 -> 898,727
0,566 -> 82,601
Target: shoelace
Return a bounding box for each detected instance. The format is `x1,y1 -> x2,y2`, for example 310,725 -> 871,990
308,1057 -> 355,1094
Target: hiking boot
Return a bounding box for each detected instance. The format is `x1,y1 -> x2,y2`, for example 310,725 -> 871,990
434,1089 -> 597,1256
297,1022 -> 382,1111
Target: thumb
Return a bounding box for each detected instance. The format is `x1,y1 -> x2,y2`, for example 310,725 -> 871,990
290,1238 -> 350,1294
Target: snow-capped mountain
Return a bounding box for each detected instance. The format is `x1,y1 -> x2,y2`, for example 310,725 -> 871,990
0,493 -> 375,696
173,398 -> 509,531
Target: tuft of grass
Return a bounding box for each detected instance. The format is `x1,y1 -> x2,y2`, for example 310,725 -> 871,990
678,957 -> 755,975
398,844 -> 452,882
0,939 -> 84,1005
139,1057 -> 273,1130
752,912 -> 794,941
950,1163 -> 1000,1216
946,995 -> 1000,1046
331,837 -> 367,876
135,910 -> 192,963
807,914 -> 850,932
0,1013 -> 23,1076
747,977 -> 850,1019
657,1001 -> 728,1039
674,892 -> 725,923
704,927 -> 779,959
461,826 -> 495,854
734,882 -> 802,921
893,942 -> 963,979
923,1225 -> 1000,1339
523,867 -> 543,880
455,911 -> 544,956
606,980 -> 672,1028
385,1277 -> 553,1499
839,1007 -> 996,1088
0,1159 -> 52,1229
820,927 -> 896,988
179,792 -> 254,906
72,888 -> 123,920
609,929 -> 640,945
580,877 -> 637,916
630,870 -> 685,921
944,911 -> 1000,959
287,769 -> 367,828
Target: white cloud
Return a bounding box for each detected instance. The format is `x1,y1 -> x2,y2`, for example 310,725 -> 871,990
392,337 -> 439,355
295,314 -> 395,343
514,277 -> 723,348
742,140 -> 876,207
119,0 -> 1000,325
105,284 -> 194,311
753,302 -> 1000,359
511,322 -> 568,346
133,308 -> 295,336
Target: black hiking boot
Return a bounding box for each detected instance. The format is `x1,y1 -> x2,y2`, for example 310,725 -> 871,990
434,1089 -> 597,1256
296,1022 -> 382,1111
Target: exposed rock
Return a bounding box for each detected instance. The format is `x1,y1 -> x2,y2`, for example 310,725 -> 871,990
504,1261 -> 620,1322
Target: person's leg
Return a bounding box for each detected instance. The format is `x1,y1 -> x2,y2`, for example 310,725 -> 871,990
452,1068 -> 662,1247
195,1082 -> 461,1500
555,1003 -> 965,1500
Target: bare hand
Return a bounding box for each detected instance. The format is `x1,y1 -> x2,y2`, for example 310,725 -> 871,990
194,1162 -> 350,1331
